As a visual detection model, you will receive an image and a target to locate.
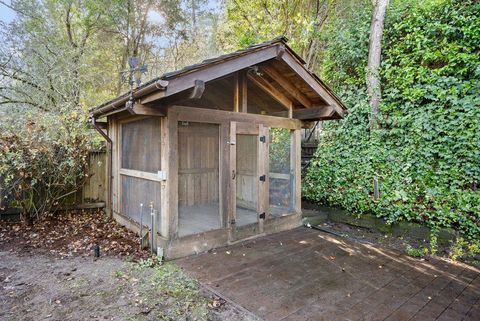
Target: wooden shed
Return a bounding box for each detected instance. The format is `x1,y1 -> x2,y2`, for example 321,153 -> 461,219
89,37 -> 347,258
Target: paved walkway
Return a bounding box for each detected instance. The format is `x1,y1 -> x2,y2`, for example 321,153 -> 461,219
177,227 -> 480,321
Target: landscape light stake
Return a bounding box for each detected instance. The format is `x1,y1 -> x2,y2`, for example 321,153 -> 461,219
93,244 -> 100,258
139,203 -> 144,249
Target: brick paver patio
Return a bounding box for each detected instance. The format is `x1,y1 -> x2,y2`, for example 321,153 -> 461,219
177,227 -> 480,321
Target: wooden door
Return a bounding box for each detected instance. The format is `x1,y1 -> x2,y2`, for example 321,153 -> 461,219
229,121 -> 268,241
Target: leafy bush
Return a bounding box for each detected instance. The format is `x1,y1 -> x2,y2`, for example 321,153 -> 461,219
304,0 -> 480,243
0,112 -> 91,221
269,128 -> 291,173
405,245 -> 429,258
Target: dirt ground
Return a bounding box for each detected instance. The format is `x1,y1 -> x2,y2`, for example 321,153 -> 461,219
0,251 -> 259,321
0,212 -> 257,321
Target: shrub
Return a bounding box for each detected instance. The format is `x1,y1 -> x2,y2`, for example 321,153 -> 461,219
304,0 -> 480,245
0,112 -> 91,221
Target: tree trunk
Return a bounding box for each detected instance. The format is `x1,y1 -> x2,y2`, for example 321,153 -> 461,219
367,0 -> 389,127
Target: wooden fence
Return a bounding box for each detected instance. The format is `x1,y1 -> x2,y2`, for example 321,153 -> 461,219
0,151 -> 107,217
76,150 -> 107,208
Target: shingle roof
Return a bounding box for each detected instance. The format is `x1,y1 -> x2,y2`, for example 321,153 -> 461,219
91,37 -> 294,113
90,36 -> 346,116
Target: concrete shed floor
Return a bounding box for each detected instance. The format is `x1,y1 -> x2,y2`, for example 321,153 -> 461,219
177,227 -> 480,321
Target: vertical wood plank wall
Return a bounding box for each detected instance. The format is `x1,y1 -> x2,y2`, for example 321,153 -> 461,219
178,123 -> 219,206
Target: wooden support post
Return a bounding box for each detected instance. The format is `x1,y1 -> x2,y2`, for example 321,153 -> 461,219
160,116 -> 169,238
111,118 -> 120,214
219,122 -> 231,236
228,122 -> 236,238
167,110 -> 179,239
292,129 -> 301,213
234,71 -> 248,113
258,124 -> 269,227
106,118 -> 113,217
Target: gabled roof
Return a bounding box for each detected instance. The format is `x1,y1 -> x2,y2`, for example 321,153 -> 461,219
90,37 -> 347,119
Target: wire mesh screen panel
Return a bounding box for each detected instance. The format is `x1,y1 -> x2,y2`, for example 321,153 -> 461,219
178,122 -> 220,237
269,128 -> 294,216
121,175 -> 161,225
121,117 -> 161,173
236,134 -> 258,227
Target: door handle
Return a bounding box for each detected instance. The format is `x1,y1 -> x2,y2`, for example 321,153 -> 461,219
232,170 -> 236,180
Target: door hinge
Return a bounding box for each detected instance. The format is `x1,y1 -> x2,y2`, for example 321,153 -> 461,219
259,175 -> 266,182
157,170 -> 167,181
259,136 -> 266,143
259,212 -> 266,220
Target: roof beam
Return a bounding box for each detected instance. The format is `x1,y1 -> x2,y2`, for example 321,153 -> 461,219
129,103 -> 165,116
140,90 -> 166,104
165,45 -> 280,98
247,72 -> 292,110
280,53 -> 345,117
292,106 -> 335,120
189,80 -> 205,99
261,65 -> 313,108
234,71 -> 247,112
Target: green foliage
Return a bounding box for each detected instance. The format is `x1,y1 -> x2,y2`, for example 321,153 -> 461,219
217,0 -> 339,68
405,245 -> 429,258
133,261 -> 209,320
449,237 -> 480,261
138,255 -> 163,268
269,128 -> 291,173
317,0 -> 372,88
304,0 -> 480,243
0,112 -> 91,220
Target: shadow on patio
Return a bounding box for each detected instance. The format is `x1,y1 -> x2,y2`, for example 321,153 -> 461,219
177,227 -> 480,321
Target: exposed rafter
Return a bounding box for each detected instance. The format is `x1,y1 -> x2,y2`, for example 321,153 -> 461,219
140,90 -> 166,104
130,102 -> 164,116
280,53 -> 345,117
292,106 -> 335,120
189,80 -> 205,99
247,71 -> 292,111
261,65 -> 313,108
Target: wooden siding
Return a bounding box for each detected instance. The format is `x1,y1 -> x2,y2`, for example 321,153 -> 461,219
178,122 -> 219,207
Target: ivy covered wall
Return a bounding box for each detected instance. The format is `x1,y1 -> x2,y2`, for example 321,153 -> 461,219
304,0 -> 480,242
